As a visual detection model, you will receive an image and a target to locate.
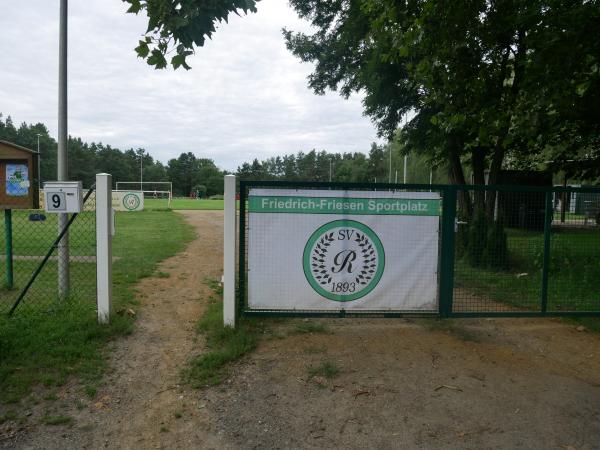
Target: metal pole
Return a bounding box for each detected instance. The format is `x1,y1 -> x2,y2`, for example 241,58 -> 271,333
430,168 -> 433,185
57,0 -> 69,298
403,155 -> 408,183
4,210 -> 13,290
560,175 -> 567,223
540,191 -> 553,314
37,134 -> 42,194
388,146 -> 392,183
140,152 -> 143,191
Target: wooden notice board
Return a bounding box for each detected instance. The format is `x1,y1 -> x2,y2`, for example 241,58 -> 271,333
0,140 -> 39,210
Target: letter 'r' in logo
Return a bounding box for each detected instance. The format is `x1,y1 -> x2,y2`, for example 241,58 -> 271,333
303,220 -> 385,302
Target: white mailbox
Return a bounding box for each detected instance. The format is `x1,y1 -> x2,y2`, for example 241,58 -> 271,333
44,181 -> 83,213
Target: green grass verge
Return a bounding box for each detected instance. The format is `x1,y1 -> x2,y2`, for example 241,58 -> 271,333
40,414 -> 73,426
292,321 -> 330,334
145,198 -> 226,210
183,282 -> 267,387
0,210 -> 195,404
308,361 -> 341,379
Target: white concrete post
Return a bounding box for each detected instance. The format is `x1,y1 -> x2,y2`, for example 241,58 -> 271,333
96,173 -> 113,324
223,175 -> 237,327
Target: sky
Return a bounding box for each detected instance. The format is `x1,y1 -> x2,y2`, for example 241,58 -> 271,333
0,0 -> 380,171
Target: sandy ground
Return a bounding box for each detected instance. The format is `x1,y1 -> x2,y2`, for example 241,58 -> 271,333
1,210 -> 599,450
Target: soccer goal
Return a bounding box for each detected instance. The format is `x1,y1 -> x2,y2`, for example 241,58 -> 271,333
115,182 -> 173,208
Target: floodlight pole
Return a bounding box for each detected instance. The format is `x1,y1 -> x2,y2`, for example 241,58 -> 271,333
57,0 -> 70,298
36,134 -> 42,193
389,146 -> 392,183
403,155 -> 408,183
140,151 -> 143,191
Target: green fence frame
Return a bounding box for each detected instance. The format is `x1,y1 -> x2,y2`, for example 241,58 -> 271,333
238,180 -> 600,318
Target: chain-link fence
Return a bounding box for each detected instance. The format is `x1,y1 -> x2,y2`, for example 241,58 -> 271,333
0,189 -> 96,315
453,186 -> 600,315
237,181 -> 599,318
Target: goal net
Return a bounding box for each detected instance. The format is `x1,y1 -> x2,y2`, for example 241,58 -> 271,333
116,182 -> 173,208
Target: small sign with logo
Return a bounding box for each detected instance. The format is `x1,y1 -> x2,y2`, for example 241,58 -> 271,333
112,191 -> 144,211
247,189 -> 441,311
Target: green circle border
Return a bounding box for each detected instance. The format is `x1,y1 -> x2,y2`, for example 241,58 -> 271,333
303,219 -> 385,302
123,193 -> 141,211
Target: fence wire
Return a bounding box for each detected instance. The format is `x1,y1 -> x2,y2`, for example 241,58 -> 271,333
239,181 -> 599,317
453,187 -> 600,315
0,190 -> 96,315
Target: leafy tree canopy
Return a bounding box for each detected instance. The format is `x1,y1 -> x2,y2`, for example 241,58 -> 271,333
123,0 -> 260,69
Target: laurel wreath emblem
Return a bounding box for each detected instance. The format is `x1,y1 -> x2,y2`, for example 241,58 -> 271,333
310,231 -> 378,286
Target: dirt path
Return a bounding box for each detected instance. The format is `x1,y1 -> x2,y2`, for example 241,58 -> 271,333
3,210 -> 229,450
3,210 -> 599,450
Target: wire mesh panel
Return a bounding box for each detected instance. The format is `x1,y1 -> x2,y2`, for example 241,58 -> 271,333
238,182 -> 599,318
240,181 -> 442,317
548,190 -> 600,313
452,187 -> 544,313
0,190 -> 96,315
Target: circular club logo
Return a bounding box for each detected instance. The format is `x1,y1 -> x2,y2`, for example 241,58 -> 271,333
122,193 -> 141,211
303,220 -> 385,302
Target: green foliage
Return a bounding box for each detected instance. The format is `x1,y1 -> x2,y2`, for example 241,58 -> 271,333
183,291 -> 265,387
280,0 -> 600,201
123,0 -> 259,70
167,152 -> 224,197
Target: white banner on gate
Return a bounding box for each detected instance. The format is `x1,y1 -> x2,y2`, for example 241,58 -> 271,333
248,189 -> 441,311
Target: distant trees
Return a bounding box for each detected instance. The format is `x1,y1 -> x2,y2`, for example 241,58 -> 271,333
0,114 -> 225,195
232,146 -> 447,185
166,152 -> 224,196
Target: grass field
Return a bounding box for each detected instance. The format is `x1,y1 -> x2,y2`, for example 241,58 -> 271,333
0,210 -> 195,403
145,198 -> 225,210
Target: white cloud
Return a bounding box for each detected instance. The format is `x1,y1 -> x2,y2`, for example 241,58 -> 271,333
0,0 -> 381,171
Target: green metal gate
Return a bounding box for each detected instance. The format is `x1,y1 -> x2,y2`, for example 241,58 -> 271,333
239,181 -> 600,318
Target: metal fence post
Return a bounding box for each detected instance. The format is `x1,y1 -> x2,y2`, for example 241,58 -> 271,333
96,173 -> 112,324
223,175 -> 237,328
238,181 -> 247,314
540,191 -> 553,314
4,209 -> 13,289
439,186 -> 457,317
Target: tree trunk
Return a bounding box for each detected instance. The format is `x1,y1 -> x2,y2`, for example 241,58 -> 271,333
485,143 -> 505,219
472,148 -> 487,215
447,139 -> 471,217
486,30 -> 526,220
